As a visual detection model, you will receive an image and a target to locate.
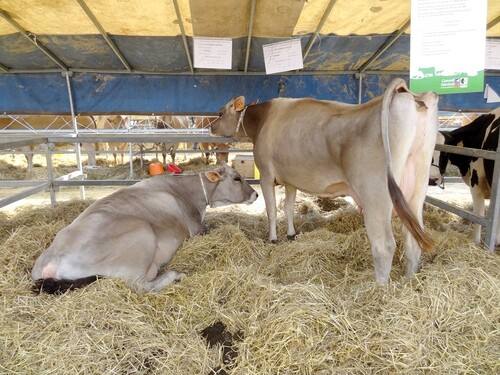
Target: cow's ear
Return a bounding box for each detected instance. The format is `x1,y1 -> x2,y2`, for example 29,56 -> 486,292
205,171 -> 221,183
232,96 -> 245,112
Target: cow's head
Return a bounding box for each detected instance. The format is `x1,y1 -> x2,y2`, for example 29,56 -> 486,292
206,163 -> 258,208
210,96 -> 247,140
429,131 -> 452,188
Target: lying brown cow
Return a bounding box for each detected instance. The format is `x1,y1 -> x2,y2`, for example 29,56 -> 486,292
210,78 -> 439,284
32,164 -> 258,293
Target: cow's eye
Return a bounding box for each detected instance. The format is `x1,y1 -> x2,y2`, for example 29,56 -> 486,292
234,176 -> 242,182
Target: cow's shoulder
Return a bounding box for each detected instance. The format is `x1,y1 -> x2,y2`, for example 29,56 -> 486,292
482,115 -> 500,151
449,113 -> 496,148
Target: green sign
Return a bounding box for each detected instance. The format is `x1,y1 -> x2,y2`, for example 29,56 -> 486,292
410,69 -> 484,94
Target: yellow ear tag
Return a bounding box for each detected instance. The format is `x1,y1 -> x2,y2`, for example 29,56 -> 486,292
233,96 -> 245,112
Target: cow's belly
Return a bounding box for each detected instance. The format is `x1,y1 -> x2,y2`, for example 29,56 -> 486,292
463,170 -> 491,199
272,163 -> 359,199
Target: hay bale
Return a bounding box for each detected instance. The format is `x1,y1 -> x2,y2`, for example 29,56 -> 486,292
1,198 -> 499,374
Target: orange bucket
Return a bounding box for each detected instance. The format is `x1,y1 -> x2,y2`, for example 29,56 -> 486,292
148,162 -> 165,176
167,164 -> 182,174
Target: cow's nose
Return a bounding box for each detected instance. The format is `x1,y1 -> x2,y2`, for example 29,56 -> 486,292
428,177 -> 443,186
247,191 -> 258,204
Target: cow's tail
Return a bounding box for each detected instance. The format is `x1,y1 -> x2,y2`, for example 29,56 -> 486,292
381,78 -> 434,252
33,276 -> 100,295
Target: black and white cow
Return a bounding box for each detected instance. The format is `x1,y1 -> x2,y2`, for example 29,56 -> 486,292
437,107 -> 500,245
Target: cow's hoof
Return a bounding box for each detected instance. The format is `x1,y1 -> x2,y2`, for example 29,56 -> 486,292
270,239 -> 278,244
172,270 -> 187,282
287,234 -> 297,241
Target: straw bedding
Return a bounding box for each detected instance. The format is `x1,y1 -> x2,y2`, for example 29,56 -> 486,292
0,192 -> 499,374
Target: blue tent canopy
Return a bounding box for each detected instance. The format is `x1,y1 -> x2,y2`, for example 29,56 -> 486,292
0,0 -> 499,114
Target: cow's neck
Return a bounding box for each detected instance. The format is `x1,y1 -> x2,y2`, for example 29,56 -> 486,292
168,175 -> 209,218
236,104 -> 266,142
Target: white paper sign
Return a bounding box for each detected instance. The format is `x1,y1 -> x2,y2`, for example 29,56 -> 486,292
486,38 -> 500,70
263,39 -> 303,75
410,0 -> 488,94
193,37 -> 232,70
484,84 -> 500,103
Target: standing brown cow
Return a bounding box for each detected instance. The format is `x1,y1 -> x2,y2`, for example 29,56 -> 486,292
95,115 -> 128,165
195,116 -> 231,164
155,116 -> 190,164
210,78 -> 439,284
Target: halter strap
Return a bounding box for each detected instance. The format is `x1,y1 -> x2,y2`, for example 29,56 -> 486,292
235,106 -> 248,137
199,173 -> 210,205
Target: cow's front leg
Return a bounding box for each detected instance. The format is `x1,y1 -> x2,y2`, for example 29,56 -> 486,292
284,185 -> 297,240
139,269 -> 186,293
260,175 -> 278,243
470,187 -> 485,244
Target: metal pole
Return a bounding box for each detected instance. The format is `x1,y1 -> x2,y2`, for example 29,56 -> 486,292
358,18 -> 410,74
173,0 -> 194,74
357,74 -> 363,104
0,10 -> 67,71
302,0 -> 338,62
244,0 -> 256,74
45,142 -> 57,207
75,0 -> 132,72
484,133 -> 500,250
127,116 -> 133,178
64,72 -> 86,200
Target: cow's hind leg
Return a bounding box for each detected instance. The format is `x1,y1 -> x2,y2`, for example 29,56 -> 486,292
363,206 -> 396,284
21,145 -> 34,171
284,185 -> 297,240
402,175 -> 428,278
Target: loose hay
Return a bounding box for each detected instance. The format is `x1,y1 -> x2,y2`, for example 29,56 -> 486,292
1,197 -> 499,374
0,155 -> 214,182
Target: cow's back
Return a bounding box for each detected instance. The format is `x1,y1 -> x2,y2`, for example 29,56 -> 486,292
253,97 -> 388,196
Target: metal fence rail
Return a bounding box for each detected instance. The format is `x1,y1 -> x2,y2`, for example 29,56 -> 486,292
1,132 -> 499,251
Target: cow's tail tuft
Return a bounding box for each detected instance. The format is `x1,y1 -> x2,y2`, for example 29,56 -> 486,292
388,173 -> 434,251
33,276 -> 100,295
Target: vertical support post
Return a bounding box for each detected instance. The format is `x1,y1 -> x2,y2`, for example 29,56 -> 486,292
129,142 -> 134,178
140,144 -> 144,169
64,71 -> 86,200
45,141 -> 57,208
127,116 -> 133,178
484,138 -> 500,250
357,73 -> 364,104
